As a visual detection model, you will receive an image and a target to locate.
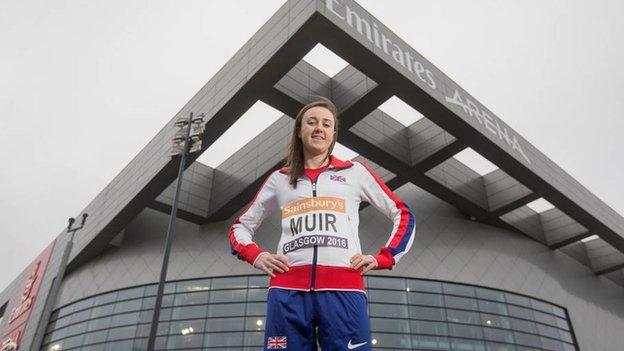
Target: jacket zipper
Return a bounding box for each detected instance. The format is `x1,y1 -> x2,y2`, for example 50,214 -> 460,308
310,179 -> 318,291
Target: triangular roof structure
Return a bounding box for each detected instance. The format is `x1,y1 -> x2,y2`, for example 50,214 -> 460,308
64,0 -> 624,286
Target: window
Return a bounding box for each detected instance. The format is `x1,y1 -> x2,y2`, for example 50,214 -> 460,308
174,291 -> 209,306
443,282 -> 476,297
445,295 -> 478,311
369,303 -> 408,318
204,317 -> 243,332
447,309 -> 480,324
409,292 -> 444,306
370,317 -> 410,333
483,327 -> 514,344
448,323 -> 483,339
0,301 -> 7,326
40,276 -> 578,351
410,320 -> 448,336
368,289 -> 407,304
409,305 -> 446,321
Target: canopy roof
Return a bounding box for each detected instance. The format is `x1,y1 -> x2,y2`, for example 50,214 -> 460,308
63,0 -> 624,286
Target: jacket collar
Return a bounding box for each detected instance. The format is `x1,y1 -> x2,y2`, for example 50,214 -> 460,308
327,155 -> 354,169
279,155 -> 353,174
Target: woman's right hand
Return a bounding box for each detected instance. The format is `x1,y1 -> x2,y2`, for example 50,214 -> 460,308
253,253 -> 290,278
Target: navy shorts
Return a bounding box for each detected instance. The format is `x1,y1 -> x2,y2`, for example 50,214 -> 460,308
264,288 -> 371,351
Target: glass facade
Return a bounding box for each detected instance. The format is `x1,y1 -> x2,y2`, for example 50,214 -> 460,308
41,276 -> 578,350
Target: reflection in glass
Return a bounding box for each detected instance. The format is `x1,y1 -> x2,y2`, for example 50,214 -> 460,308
83,330 -> 108,345
447,309 -> 480,324
444,283 -> 476,297
445,295 -> 479,311
479,300 -> 508,315
210,288 -> 247,303
107,325 -> 137,341
409,292 -> 444,306
174,291 -> 210,306
117,286 -> 144,301
205,317 -> 244,332
368,276 -> 406,290
369,303 -> 408,318
483,327 -> 514,344
480,313 -> 511,329
204,332 -> 244,347
211,276 -> 248,289
408,279 -> 443,293
247,288 -> 268,301
370,332 -> 412,348
410,320 -> 448,336
368,289 -> 407,304
177,278 -> 211,293
410,305 -> 446,321
370,317 -> 410,333
167,333 -> 203,349
450,337 -> 485,351
412,334 -> 450,350
449,323 -> 484,339
171,305 -> 207,320
41,276 -> 577,351
476,288 -> 505,303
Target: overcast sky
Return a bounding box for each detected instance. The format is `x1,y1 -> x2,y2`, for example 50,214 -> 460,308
1,0 -> 623,291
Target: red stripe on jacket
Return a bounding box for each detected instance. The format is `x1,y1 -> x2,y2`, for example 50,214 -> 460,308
360,162 -> 412,267
228,174 -> 273,264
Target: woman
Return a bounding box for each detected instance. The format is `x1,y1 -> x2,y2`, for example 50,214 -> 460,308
229,97 -> 415,350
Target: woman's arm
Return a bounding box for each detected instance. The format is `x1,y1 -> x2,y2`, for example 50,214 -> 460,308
355,162 -> 416,270
228,171 -> 279,265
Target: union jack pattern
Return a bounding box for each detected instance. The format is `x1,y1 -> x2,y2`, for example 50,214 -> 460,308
330,174 -> 346,183
267,336 -> 287,349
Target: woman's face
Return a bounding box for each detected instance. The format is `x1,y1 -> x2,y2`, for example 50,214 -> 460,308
298,106 -> 336,157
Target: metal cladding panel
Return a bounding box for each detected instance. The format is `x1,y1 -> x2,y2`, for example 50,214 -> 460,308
53,184 -> 624,350
604,268 -> 624,287
331,65 -> 378,111
408,118 -> 457,166
585,238 -> 624,273
426,158 -> 489,210
540,208 -> 588,246
351,109 -> 411,164
483,169 -> 533,212
275,61 -> 332,102
501,206 -> 546,243
154,162 -> 214,219
559,241 -> 592,267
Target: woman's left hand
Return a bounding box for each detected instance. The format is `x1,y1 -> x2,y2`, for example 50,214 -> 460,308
350,254 -> 377,275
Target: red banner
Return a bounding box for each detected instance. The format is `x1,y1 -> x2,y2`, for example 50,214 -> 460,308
1,241 -> 56,351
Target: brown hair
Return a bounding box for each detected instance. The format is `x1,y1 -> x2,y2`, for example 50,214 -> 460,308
284,97 -> 339,188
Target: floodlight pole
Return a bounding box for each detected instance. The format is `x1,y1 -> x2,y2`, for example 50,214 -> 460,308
146,112 -> 195,351
32,213 -> 89,350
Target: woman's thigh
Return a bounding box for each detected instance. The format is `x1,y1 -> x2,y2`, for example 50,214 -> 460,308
315,291 -> 371,351
264,288 -> 317,350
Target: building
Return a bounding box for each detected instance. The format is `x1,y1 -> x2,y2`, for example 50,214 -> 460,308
2,0 -> 624,350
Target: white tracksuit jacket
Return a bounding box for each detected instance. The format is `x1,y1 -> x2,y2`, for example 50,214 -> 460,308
229,156 -> 415,292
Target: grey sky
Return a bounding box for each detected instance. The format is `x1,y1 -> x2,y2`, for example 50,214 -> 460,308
1,0 -> 623,291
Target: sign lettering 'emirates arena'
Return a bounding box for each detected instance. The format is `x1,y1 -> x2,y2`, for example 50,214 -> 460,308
325,0 -> 531,164
1,241 -> 55,351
